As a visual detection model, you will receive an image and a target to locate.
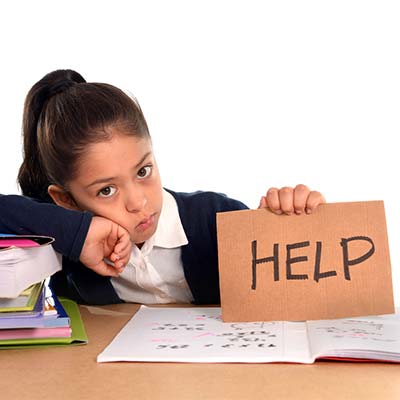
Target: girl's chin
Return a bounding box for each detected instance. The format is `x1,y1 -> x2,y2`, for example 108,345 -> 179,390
130,227 -> 157,246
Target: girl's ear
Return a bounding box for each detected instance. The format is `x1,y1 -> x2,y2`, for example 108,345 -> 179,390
48,185 -> 80,211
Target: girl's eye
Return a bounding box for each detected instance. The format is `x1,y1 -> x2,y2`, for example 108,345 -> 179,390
97,186 -> 117,198
137,166 -> 152,179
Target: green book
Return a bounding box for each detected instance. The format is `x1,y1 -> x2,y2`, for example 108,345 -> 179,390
0,298 -> 88,348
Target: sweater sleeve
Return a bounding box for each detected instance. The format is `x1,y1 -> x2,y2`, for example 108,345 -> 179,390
0,194 -> 92,262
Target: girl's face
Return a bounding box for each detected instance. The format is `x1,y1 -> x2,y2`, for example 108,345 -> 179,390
51,130 -> 163,245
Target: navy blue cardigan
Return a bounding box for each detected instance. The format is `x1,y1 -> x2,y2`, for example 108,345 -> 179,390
0,190 -> 247,305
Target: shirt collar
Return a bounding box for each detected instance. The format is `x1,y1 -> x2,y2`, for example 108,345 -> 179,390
148,189 -> 188,249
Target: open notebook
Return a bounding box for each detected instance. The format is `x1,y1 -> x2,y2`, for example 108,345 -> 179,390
97,306 -> 400,364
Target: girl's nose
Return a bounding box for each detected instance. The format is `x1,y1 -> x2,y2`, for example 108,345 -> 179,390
125,188 -> 147,212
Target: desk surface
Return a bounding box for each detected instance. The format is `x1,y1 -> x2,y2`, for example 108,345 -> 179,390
1,303 -> 400,400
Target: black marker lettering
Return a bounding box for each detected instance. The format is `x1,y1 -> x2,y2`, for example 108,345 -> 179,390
313,241 -> 337,282
251,240 -> 279,290
286,241 -> 309,280
341,236 -> 375,280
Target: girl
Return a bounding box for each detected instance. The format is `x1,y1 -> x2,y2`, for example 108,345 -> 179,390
0,69 -> 325,305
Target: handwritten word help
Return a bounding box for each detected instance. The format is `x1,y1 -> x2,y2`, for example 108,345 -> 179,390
251,236 -> 375,290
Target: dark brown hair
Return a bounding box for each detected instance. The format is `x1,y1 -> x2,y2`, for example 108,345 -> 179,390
18,69 -> 150,202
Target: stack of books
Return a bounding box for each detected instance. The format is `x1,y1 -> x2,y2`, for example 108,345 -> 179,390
0,235 -> 87,348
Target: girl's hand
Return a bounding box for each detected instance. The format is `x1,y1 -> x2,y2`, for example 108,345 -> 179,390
79,216 -> 132,276
258,184 -> 326,215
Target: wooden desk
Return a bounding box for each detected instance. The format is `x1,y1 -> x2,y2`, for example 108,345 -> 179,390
1,303 -> 400,400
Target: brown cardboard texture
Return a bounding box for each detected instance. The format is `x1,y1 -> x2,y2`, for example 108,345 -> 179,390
217,201 -> 395,322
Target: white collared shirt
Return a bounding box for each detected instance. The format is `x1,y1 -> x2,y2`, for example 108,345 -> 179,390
110,190 -> 194,304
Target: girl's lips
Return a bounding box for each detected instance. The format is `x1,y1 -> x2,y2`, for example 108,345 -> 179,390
136,214 -> 156,231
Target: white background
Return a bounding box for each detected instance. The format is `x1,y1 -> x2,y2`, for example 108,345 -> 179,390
1,1 -> 399,304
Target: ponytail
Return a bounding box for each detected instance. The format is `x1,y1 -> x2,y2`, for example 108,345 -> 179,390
18,70 -> 86,201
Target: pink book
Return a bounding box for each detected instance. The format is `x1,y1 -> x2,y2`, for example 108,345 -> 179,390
0,239 -> 40,248
0,327 -> 72,340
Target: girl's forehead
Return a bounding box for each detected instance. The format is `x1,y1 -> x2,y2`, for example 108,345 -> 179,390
73,134 -> 153,183
85,133 -> 151,161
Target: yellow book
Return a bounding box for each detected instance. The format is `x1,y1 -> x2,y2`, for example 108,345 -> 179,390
0,281 -> 44,313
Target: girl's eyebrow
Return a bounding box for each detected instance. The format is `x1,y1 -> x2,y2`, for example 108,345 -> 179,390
134,151 -> 152,169
85,176 -> 117,189
85,151 -> 152,189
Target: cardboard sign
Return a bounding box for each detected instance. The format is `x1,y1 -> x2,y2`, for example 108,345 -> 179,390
217,201 -> 395,322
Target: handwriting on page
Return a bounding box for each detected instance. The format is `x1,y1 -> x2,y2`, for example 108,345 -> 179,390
148,313 -> 282,352
312,320 -> 397,343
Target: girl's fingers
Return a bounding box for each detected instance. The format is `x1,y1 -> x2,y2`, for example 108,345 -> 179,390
114,239 -> 131,256
293,184 -> 310,214
261,185 -> 325,215
278,187 -> 294,215
306,191 -> 326,214
265,188 -> 282,214
94,259 -> 121,277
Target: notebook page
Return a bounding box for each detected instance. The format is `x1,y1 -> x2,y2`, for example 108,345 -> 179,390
306,311 -> 400,361
98,306 -> 311,363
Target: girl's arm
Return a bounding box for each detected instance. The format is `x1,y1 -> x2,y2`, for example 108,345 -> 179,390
0,194 -> 131,275
0,194 -> 91,260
